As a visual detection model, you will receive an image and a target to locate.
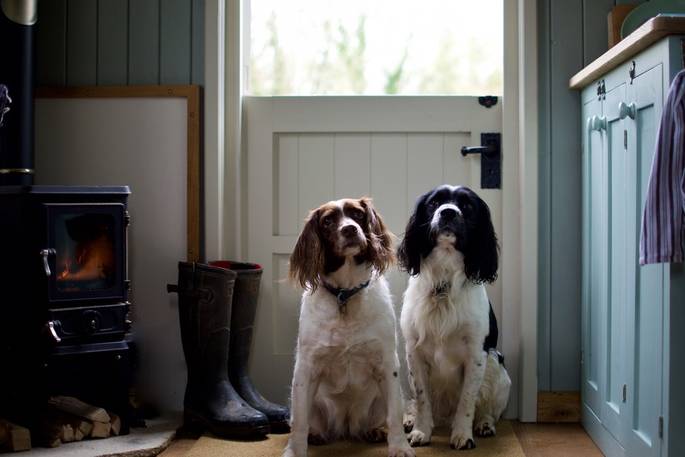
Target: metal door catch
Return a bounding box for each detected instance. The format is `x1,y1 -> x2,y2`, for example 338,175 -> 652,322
478,96 -> 498,108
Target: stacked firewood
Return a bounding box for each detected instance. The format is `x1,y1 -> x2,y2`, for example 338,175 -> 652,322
0,396 -> 123,451
37,396 -> 122,448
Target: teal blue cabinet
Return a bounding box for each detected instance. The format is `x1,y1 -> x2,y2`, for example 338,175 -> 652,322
580,37 -> 685,457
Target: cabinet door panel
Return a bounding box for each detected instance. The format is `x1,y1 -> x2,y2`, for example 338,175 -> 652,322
582,95 -> 606,418
605,83 -> 629,443
625,64 -> 664,457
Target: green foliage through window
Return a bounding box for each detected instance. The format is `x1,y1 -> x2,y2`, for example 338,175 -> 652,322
248,0 -> 503,96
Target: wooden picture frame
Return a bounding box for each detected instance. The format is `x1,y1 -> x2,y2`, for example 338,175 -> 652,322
35,85 -> 201,261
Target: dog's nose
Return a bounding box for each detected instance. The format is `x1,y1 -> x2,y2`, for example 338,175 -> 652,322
440,208 -> 458,220
341,225 -> 358,238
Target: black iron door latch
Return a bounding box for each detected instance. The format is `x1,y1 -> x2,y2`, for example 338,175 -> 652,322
460,132 -> 501,189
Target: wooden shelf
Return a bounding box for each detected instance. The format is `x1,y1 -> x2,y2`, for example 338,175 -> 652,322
569,15 -> 685,89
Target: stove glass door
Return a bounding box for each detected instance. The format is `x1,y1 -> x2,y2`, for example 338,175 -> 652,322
46,203 -> 126,303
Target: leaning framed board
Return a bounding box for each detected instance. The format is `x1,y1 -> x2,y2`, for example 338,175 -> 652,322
34,85 -> 201,411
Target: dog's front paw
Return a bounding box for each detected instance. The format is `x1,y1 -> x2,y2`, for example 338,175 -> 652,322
474,421 -> 496,437
283,442 -> 307,457
407,429 -> 431,447
389,443 -> 416,457
403,413 -> 415,433
449,430 -> 476,451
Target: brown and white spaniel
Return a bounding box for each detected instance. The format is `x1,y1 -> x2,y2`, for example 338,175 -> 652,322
283,198 -> 414,457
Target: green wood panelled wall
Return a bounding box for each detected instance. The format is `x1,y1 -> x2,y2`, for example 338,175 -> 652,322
537,0 -> 647,391
35,0 -> 204,86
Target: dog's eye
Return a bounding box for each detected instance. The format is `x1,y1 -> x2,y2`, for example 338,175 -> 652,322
428,200 -> 440,210
322,216 -> 334,227
351,210 -> 365,221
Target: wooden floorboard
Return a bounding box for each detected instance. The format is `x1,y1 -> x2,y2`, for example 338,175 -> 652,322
158,437 -> 197,457
512,422 -> 603,457
160,422 -> 605,457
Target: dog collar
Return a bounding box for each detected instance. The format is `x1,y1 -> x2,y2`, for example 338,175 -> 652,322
432,281 -> 451,296
322,279 -> 371,314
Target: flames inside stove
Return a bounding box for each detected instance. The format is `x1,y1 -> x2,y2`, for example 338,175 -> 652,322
55,213 -> 116,292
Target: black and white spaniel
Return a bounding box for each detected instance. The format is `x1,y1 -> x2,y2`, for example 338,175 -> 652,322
283,198 -> 415,457
398,185 -> 511,450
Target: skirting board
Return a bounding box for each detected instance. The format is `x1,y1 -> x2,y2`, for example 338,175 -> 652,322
537,391 -> 581,423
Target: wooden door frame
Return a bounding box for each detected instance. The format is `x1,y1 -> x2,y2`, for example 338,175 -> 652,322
204,0 -> 539,421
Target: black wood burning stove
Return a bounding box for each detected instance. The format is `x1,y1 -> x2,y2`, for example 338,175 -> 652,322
0,1 -> 133,433
0,187 -> 134,431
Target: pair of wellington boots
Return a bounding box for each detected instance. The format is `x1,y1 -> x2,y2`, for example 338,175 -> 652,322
168,261 -> 289,438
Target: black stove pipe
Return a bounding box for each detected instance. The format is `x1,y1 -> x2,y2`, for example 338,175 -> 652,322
0,0 -> 36,186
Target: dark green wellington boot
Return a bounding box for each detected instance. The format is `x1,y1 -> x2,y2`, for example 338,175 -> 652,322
209,261 -> 291,433
168,262 -> 270,438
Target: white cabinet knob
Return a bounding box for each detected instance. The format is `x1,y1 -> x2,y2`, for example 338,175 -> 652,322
619,101 -> 636,120
588,115 -> 607,131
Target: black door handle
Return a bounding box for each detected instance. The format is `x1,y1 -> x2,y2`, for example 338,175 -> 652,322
459,133 -> 501,189
461,145 -> 495,157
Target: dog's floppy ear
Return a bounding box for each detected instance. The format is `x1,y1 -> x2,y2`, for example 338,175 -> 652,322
398,192 -> 430,276
360,197 -> 395,274
289,209 -> 324,291
463,195 -> 499,284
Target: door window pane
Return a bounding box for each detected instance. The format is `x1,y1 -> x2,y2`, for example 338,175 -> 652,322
248,0 -> 503,96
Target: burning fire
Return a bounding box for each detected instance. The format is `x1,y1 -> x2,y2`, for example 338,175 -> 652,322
58,234 -> 114,282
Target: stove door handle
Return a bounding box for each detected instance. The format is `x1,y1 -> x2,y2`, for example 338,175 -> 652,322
40,248 -> 56,277
46,320 -> 61,343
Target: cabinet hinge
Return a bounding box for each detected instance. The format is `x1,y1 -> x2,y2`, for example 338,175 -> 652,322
596,80 -> 606,100
624,130 -> 628,150
580,350 -> 584,365
622,384 -> 627,403
658,416 -> 664,439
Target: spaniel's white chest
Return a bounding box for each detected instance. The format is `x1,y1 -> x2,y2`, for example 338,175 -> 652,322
418,327 -> 473,378
313,338 -> 385,393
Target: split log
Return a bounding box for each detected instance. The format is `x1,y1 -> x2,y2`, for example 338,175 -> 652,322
73,426 -> 85,441
60,424 -> 75,443
59,413 -> 93,441
0,418 -> 31,452
109,413 -> 121,436
74,419 -> 93,439
35,408 -> 95,445
48,396 -> 110,423
90,421 -> 111,439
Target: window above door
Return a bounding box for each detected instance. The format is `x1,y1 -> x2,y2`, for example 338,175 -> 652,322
247,0 -> 503,96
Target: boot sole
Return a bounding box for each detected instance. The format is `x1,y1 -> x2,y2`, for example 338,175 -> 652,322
184,411 -> 270,439
268,420 -> 291,434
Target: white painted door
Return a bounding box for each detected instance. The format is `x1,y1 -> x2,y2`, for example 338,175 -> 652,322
245,96 -> 503,404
